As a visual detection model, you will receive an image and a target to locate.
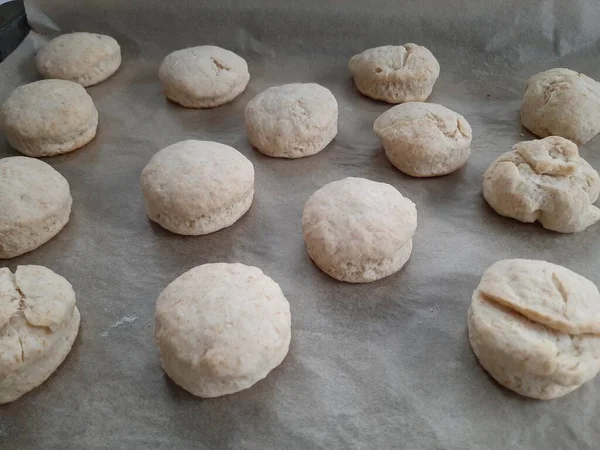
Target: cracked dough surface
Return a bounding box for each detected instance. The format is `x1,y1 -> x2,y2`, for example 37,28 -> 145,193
302,177 -> 417,283
141,140 -> 254,235
0,157 -> 72,259
158,46 -> 249,108
482,136 -> 600,233
36,32 -> 121,87
521,68 -> 600,145
0,79 -> 98,157
348,44 -> 440,103
468,259 -> 600,400
154,263 -> 291,398
374,102 -> 472,177
0,265 -> 80,404
245,83 -> 338,158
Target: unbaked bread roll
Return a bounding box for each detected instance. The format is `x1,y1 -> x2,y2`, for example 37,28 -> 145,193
36,32 -> 121,87
0,265 -> 80,404
0,80 -> 98,157
348,44 -> 440,103
482,136 -> 600,233
468,259 -> 600,400
373,102 -> 472,177
141,140 -> 254,235
154,263 -> 291,397
302,177 -> 417,283
159,46 -> 249,108
0,157 -> 72,259
521,68 -> 600,145
245,83 -> 338,158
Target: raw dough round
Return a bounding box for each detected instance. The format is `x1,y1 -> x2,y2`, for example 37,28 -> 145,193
245,83 -> 338,158
158,46 -> 250,108
0,265 -> 80,404
141,140 -> 254,235
373,102 -> 472,177
521,68 -> 600,145
0,80 -> 98,157
0,157 -> 72,259
482,136 -> 600,233
302,177 -> 417,283
348,44 -> 440,103
154,263 -> 291,398
468,259 -> 600,400
36,32 -> 121,87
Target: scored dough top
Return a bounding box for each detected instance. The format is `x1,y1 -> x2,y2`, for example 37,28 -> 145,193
0,80 -> 98,141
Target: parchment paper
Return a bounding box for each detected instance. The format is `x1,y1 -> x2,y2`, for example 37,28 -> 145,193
1,1 -> 600,448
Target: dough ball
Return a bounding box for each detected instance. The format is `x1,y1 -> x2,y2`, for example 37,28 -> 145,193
155,263 -> 291,397
245,83 -> 338,158
36,32 -> 121,87
468,259 -> 600,400
141,140 -> 254,235
0,80 -> 98,157
348,44 -> 440,103
373,102 -> 472,177
482,136 -> 600,233
302,177 -> 417,283
158,46 -> 249,108
0,157 -> 72,259
0,265 -> 80,404
521,68 -> 600,145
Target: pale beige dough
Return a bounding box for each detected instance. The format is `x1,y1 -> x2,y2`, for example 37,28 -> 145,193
302,177 -> 417,283
348,44 -> 440,103
245,83 -> 338,158
36,32 -> 121,87
373,102 -> 472,177
0,265 -> 80,404
521,68 -> 600,145
482,136 -> 600,233
159,46 -> 249,108
154,263 -> 291,397
0,80 -> 98,157
140,140 -> 254,235
0,157 -> 72,259
468,259 -> 600,400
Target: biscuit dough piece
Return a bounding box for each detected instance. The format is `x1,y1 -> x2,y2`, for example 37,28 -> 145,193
245,83 -> 338,158
154,263 -> 291,397
374,102 -> 472,177
0,157 -> 72,259
0,80 -> 98,157
36,32 -> 121,87
521,68 -> 600,145
468,259 -> 600,400
348,44 -> 440,103
140,140 -> 254,235
159,46 -> 250,108
0,265 -> 80,404
302,177 -> 417,283
482,136 -> 600,233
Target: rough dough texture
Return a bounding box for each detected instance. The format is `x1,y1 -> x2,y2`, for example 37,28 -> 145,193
302,177 -> 417,283
158,46 -> 250,108
36,32 -> 121,87
521,68 -> 600,145
0,157 -> 72,259
245,83 -> 338,158
374,102 -> 472,177
468,259 -> 600,400
0,80 -> 98,157
0,265 -> 80,404
348,44 -> 440,103
141,140 -> 254,235
154,263 -> 291,398
482,136 -> 600,233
